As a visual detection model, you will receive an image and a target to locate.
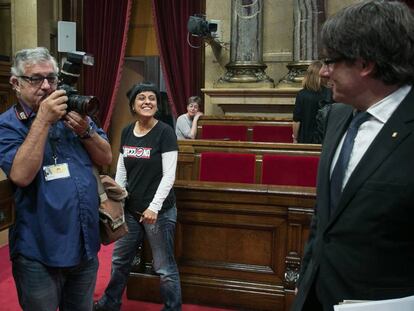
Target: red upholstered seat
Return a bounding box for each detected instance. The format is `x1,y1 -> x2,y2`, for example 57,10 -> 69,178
252,125 -> 292,143
199,152 -> 256,183
200,125 -> 248,141
262,154 -> 319,187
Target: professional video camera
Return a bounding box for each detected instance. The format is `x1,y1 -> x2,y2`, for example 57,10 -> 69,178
58,51 -> 99,116
187,15 -> 218,38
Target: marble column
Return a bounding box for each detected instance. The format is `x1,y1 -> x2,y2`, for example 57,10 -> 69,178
216,0 -> 274,88
277,0 -> 325,90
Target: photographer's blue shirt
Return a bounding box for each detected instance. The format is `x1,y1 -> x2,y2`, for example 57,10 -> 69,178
0,104 -> 107,267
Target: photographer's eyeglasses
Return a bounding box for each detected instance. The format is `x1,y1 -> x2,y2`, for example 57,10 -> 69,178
18,75 -> 59,87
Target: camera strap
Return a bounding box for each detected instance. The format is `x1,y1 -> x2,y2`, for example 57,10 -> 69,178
47,126 -> 60,165
14,101 -> 33,121
44,131 -> 71,181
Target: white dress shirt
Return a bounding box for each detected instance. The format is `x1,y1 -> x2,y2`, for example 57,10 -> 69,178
330,85 -> 412,189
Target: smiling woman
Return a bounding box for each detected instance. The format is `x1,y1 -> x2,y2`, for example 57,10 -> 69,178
94,81 -> 182,311
123,82 -> 161,136
133,91 -> 158,135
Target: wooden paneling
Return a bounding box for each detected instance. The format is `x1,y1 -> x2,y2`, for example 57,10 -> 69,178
198,115 -> 293,126
0,179 -> 14,231
0,2 -> 12,59
127,181 -> 314,310
0,62 -> 16,232
197,115 -> 294,141
126,0 -> 158,57
0,61 -> 16,114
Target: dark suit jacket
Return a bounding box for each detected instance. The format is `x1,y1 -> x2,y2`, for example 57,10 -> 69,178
291,87 -> 414,311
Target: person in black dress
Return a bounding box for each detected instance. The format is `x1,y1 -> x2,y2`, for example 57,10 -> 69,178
292,61 -> 330,143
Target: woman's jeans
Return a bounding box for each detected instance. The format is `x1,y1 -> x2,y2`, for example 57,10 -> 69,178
12,255 -> 98,311
98,207 -> 182,311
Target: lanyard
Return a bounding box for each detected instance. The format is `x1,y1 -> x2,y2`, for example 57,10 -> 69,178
48,125 -> 60,165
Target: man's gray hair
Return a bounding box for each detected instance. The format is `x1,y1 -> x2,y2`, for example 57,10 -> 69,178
11,47 -> 59,77
321,0 -> 414,85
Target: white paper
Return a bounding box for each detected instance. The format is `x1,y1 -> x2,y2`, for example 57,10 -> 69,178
334,295 -> 414,311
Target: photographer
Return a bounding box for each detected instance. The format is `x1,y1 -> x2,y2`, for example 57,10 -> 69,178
0,47 -> 112,311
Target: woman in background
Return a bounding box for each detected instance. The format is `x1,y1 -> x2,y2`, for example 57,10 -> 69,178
292,61 -> 329,143
175,96 -> 203,139
312,85 -> 333,144
94,82 -> 181,311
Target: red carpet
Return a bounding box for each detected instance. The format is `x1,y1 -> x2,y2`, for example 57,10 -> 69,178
0,244 -> 231,311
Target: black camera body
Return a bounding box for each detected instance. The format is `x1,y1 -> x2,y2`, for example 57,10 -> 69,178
58,51 -> 99,116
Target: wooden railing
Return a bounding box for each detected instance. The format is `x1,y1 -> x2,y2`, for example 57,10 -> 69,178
196,115 -> 294,143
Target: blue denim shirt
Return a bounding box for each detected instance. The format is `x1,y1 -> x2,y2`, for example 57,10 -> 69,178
0,105 -> 107,267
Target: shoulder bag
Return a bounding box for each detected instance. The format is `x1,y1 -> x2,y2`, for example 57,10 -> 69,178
93,169 -> 129,245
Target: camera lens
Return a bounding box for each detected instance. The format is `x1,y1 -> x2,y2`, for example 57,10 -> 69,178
67,95 -> 99,116
83,96 -> 99,116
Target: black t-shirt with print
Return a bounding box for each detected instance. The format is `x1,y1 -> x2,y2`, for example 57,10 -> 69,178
120,121 -> 178,215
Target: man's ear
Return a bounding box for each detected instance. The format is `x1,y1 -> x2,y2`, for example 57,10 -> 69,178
9,76 -> 20,93
360,59 -> 375,77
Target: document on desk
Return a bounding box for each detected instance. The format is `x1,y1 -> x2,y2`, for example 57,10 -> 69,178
333,295 -> 414,311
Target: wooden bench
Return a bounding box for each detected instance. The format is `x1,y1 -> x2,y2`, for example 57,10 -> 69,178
196,115 -> 294,143
177,139 -> 321,185
127,140 -> 320,310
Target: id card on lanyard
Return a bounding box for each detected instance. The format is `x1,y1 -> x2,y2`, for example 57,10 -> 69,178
43,126 -> 71,181
43,163 -> 70,181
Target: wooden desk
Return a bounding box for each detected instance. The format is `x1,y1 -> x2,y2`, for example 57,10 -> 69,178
127,180 -> 315,310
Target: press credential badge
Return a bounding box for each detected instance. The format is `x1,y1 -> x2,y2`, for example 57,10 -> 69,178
43,163 -> 71,181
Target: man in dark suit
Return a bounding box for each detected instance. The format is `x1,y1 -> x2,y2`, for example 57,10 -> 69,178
291,1 -> 414,310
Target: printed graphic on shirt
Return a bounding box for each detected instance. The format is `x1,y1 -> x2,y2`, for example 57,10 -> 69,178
123,146 -> 152,159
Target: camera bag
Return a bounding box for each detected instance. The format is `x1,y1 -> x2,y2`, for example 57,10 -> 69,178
93,169 -> 129,245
